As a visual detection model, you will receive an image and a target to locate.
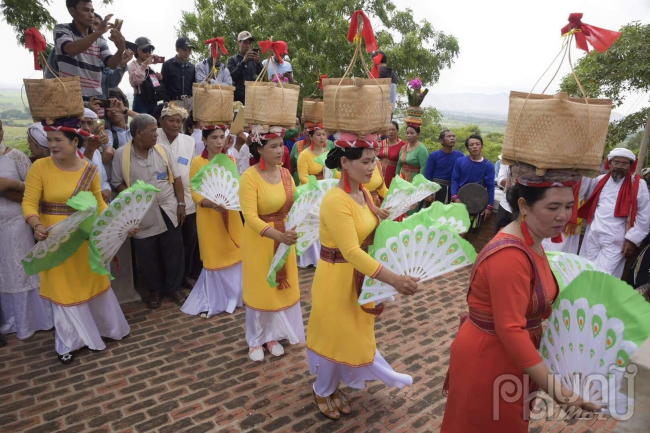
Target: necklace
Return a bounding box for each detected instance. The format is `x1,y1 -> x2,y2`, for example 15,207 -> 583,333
262,167 -> 280,184
407,141 -> 419,152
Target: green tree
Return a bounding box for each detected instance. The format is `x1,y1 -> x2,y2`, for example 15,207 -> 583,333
2,0 -> 113,45
559,22 -> 650,151
178,0 -> 458,98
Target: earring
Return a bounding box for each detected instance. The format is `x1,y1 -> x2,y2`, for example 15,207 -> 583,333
259,157 -> 266,170
520,213 -> 534,246
343,169 -> 352,193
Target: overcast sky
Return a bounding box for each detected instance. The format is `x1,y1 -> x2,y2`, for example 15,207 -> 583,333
1,0 -> 649,113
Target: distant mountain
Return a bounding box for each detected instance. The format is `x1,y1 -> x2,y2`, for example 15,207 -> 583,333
424,92 -> 624,123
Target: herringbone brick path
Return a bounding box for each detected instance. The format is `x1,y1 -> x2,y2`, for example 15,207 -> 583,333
0,267 -> 622,432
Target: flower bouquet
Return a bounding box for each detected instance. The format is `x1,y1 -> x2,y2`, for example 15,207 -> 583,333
405,78 -> 428,127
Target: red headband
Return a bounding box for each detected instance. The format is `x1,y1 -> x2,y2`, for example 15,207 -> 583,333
205,37 -> 229,59
43,125 -> 97,140
259,40 -> 288,64
305,122 -> 324,132
561,13 -> 622,53
348,10 -> 378,53
200,124 -> 228,131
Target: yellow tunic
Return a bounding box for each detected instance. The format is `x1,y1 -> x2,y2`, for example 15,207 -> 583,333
307,187 -> 382,366
363,162 -> 388,206
190,156 -> 243,270
297,148 -> 325,185
240,166 -> 300,311
22,158 -> 109,306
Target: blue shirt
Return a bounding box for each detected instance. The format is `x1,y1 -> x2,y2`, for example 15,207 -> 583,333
107,126 -> 133,149
424,149 -> 464,182
451,156 -> 496,206
262,59 -> 293,80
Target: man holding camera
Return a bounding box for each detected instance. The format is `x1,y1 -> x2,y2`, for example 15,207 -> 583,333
227,31 -> 264,104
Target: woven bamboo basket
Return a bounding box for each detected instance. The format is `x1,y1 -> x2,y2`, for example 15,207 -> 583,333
24,76 -> 84,123
502,91 -> 612,172
244,81 -> 299,127
192,83 -> 235,123
323,77 -> 391,136
302,98 -> 324,123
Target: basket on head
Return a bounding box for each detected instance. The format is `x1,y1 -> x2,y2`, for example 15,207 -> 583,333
192,83 -> 235,123
244,81 -> 299,128
23,76 -> 84,124
302,98 -> 324,123
502,91 -> 612,173
322,77 -> 391,136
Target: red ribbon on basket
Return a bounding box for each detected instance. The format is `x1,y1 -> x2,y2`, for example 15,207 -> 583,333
259,40 -> 288,64
348,10 -> 378,52
561,13 -> 622,53
370,53 -> 383,78
318,74 -> 327,91
205,37 -> 229,59
25,28 -> 47,71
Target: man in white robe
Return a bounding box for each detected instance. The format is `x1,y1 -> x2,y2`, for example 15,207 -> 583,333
579,148 -> 650,277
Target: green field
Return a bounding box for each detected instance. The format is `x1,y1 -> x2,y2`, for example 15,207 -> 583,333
2,121 -> 30,155
1,88 -> 33,154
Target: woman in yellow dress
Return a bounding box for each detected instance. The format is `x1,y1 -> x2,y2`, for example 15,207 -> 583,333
22,119 -> 131,365
306,133 -> 419,420
181,125 -> 244,318
239,125 -> 305,362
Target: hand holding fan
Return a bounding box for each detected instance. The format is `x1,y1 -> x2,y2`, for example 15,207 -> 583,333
314,152 -> 337,179
546,251 -> 600,290
295,179 -> 339,255
22,191 -> 99,276
539,271 -> 650,415
380,174 -> 440,221
420,201 -> 471,234
89,181 -> 160,278
267,176 -> 322,287
190,154 -> 241,210
359,211 -> 477,306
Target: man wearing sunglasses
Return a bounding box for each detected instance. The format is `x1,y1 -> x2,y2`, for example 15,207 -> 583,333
127,37 -> 165,115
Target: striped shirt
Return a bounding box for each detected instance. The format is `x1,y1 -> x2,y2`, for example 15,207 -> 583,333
54,22 -> 113,99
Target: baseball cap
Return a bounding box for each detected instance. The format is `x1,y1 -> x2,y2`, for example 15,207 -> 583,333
176,37 -> 195,49
237,31 -> 255,42
135,37 -> 155,51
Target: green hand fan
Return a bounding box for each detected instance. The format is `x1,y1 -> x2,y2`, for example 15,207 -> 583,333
190,154 -> 241,210
359,211 -> 477,306
418,201 -> 471,234
314,152 -> 337,179
380,174 -> 440,220
295,179 -> 339,256
267,176 -> 321,288
539,271 -> 650,415
89,181 -> 160,279
546,251 -> 600,290
22,191 -> 99,276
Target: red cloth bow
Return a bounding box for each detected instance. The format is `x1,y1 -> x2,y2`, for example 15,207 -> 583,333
25,28 -> 47,71
205,37 -> 229,59
561,13 -> 622,53
579,158 -> 640,228
259,40 -> 288,64
348,10 -> 378,53
370,53 -> 383,78
318,74 -> 327,91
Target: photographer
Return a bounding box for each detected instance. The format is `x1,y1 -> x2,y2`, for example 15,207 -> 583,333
226,31 -> 263,104
128,37 -> 164,115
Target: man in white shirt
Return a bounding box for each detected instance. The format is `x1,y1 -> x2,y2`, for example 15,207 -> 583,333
495,161 -> 512,234
157,104 -> 201,287
262,54 -> 293,82
227,130 -> 251,175
579,148 -> 650,277
80,109 -> 112,203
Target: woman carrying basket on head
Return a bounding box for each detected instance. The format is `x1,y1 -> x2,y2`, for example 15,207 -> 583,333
376,121 -> 406,188
22,118 -> 133,365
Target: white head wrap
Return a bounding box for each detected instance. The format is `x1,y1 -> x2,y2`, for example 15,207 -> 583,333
608,148 -> 636,162
161,103 -> 189,120
27,123 -> 48,149
83,108 -> 98,120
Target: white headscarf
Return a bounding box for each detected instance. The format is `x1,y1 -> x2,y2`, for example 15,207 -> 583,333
84,108 -> 98,120
27,123 -> 48,149
608,148 -> 636,162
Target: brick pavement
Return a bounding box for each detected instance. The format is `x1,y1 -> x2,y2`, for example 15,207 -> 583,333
0,267 -> 623,432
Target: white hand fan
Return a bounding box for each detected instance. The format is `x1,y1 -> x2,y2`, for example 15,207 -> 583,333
89,181 -> 160,278
381,174 -> 440,220
540,271 -> 650,415
546,251 -> 600,290
295,179 -> 339,255
22,191 -> 98,276
190,154 -> 241,211
359,214 -> 477,306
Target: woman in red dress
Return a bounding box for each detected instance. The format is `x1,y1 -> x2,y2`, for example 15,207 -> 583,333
442,173 -> 601,432
377,121 -> 406,188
